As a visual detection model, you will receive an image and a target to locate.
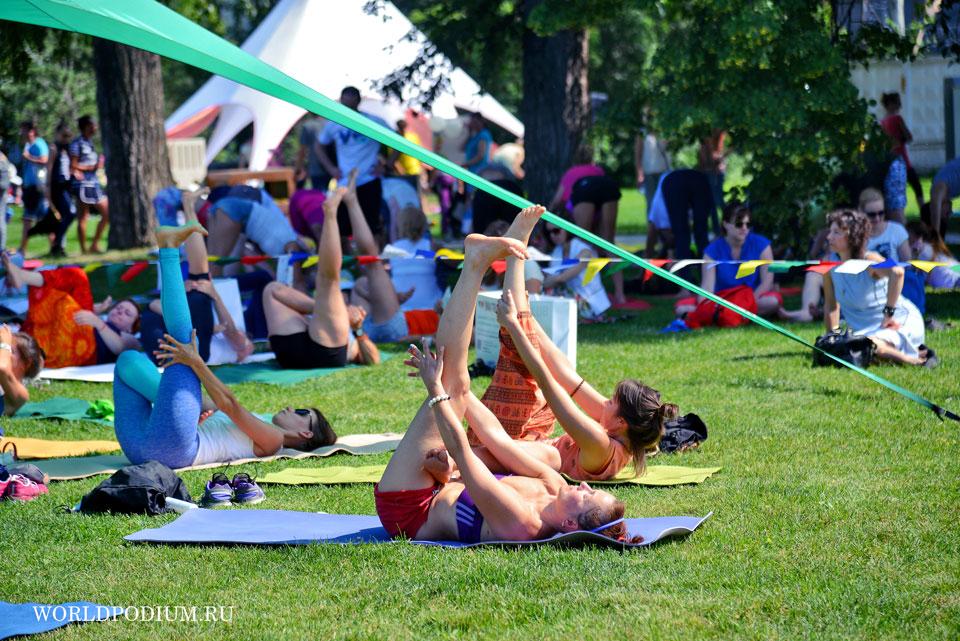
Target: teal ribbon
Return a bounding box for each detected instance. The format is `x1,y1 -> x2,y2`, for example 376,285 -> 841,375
3,0 -> 953,421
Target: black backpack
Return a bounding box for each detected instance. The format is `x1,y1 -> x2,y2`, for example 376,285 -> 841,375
79,461 -> 192,515
812,329 -> 876,369
660,413 -> 708,453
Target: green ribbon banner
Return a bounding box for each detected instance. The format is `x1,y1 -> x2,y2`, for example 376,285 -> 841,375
2,0 -> 954,422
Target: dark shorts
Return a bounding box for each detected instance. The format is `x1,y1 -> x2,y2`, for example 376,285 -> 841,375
72,179 -> 105,206
269,331 -> 348,369
571,175 -> 621,208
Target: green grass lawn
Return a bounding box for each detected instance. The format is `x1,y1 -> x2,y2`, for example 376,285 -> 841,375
1,271 -> 959,638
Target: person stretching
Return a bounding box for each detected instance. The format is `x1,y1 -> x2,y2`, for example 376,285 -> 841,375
375,207 -> 635,544
112,223 -> 336,471
263,187 -> 380,368
473,206 -> 675,481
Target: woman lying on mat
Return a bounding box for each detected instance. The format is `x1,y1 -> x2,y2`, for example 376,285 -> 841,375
375,208 -> 635,543
822,209 -> 935,368
0,324 -> 44,416
468,209 -> 675,481
262,181 -> 381,369
2,251 -> 140,369
111,224 -> 336,470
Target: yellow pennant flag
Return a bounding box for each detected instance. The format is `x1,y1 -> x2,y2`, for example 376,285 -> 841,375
83,262 -> 102,273
582,258 -> 611,285
301,255 -> 319,269
435,248 -> 465,261
909,260 -> 948,273
735,260 -> 770,279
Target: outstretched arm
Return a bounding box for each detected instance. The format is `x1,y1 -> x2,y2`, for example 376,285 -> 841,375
156,330 -> 283,456
0,326 -> 29,416
410,340 -> 542,540
498,291 -> 613,473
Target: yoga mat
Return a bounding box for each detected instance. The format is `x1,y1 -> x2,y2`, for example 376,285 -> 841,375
0,601 -> 122,640
12,397 -> 113,425
0,436 -> 121,460
566,465 -> 722,486
124,509 -> 712,549
260,464 -> 720,487
211,353 -> 392,386
26,433 -> 402,481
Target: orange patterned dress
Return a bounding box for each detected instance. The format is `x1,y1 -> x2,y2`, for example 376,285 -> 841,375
21,267 -> 97,368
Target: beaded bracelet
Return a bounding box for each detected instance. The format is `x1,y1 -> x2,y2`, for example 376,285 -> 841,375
428,394 -> 451,409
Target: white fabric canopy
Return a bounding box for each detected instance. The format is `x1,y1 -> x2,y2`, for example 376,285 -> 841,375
165,0 -> 523,170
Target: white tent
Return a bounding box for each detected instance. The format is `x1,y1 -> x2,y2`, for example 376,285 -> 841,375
165,0 -> 523,170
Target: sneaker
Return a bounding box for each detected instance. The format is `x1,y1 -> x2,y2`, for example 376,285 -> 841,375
200,473 -> 234,508
5,474 -> 48,501
230,473 -> 265,505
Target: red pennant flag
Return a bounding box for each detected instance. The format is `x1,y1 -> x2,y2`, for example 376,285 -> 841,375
120,261 -> 149,282
358,255 -> 381,265
643,259 -> 670,282
490,260 -> 506,274
240,255 -> 270,265
806,262 -> 839,275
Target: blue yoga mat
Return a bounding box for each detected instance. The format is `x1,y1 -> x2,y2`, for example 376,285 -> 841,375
0,601 -> 122,640
124,509 -> 711,549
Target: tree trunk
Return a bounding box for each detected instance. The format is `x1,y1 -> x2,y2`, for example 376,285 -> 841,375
93,39 -> 172,248
520,0 -> 591,204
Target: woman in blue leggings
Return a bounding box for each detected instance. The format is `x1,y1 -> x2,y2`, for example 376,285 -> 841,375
112,224 -> 336,469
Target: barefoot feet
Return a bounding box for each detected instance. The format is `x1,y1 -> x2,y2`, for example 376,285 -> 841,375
463,234 -> 528,270
423,447 -> 454,484
156,223 -> 208,249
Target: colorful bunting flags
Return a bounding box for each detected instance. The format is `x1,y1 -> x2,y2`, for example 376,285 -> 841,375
582,258 -> 611,285
734,260 -> 771,279
119,261 -> 149,283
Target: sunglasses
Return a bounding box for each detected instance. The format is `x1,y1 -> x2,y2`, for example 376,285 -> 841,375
730,220 -> 750,229
864,209 -> 884,218
548,228 -> 564,236
294,408 -> 316,435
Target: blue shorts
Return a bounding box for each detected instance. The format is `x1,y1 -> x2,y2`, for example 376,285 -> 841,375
362,310 -> 408,343
213,198 -> 254,225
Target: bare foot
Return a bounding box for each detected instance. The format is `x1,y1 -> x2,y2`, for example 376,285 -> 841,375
463,234 -> 528,269
504,204 -> 545,245
423,447 -> 453,484
155,223 -> 208,249
180,187 -> 209,224
225,328 -> 255,362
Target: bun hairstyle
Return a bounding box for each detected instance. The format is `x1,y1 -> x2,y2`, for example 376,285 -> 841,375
827,209 -> 868,259
613,379 -> 677,476
577,498 -> 644,544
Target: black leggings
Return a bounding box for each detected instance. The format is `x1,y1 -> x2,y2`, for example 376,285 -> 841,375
662,169 -> 714,260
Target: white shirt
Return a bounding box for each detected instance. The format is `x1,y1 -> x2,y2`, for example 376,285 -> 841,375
192,411 -> 272,465
550,239 -> 611,318
867,221 -> 909,262
642,133 -> 670,174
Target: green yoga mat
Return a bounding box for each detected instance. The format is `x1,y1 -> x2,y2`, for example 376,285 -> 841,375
12,398 -> 114,425
260,464 -> 720,486
212,354 -> 392,386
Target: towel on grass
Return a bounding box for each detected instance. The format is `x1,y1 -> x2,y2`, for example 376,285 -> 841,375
16,433 -> 401,481
124,509 -> 712,549
260,464 -> 720,487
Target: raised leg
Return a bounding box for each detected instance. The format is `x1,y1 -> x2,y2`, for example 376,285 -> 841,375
343,180 -> 399,324
206,212 -> 243,277
309,188 -> 350,347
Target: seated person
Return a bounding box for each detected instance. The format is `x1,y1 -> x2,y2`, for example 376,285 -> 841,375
542,215 -> 611,320
388,206 -> 443,311
262,185 -> 380,368
0,324 -> 44,417
822,209 -> 934,367
468,206 -> 674,481
907,220 -> 959,289
114,223 -> 337,470
675,202 -> 781,318
3,252 -> 140,368
140,190 -> 253,364
376,218 -> 634,544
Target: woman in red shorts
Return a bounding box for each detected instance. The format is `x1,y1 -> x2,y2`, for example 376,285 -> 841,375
374,209 -> 630,543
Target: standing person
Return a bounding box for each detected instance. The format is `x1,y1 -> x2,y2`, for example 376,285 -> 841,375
317,86 -> 390,244
69,115 -> 109,254
0,146 -> 10,251
660,169 -> 715,261
879,92 -> 923,210
927,157 -> 960,241
698,128 -> 727,233
17,121 -> 49,255
462,112 -> 492,176
47,123 -> 76,257
294,116 -> 331,191
635,129 -> 670,215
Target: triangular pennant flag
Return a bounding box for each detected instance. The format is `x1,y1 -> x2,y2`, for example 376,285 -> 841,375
908,260 -> 947,273
735,260 -> 771,279
669,259 -> 704,273
834,259 -> 873,274
582,258 -> 611,285
642,258 -> 670,282
240,255 -> 270,265
83,261 -> 103,273
490,260 -> 506,274
415,249 -> 436,259
358,255 -> 381,265
435,248 -> 465,261
301,256 -> 319,269
807,262 -> 839,274
767,261 -> 809,274
869,258 -> 898,270
120,261 -> 149,283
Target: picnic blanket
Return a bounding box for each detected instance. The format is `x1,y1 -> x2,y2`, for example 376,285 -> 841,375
0,436 -> 120,460
260,464 -> 720,487
12,397 -> 114,424
10,432 -> 402,481
124,509 -> 712,549
0,602 -> 122,640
